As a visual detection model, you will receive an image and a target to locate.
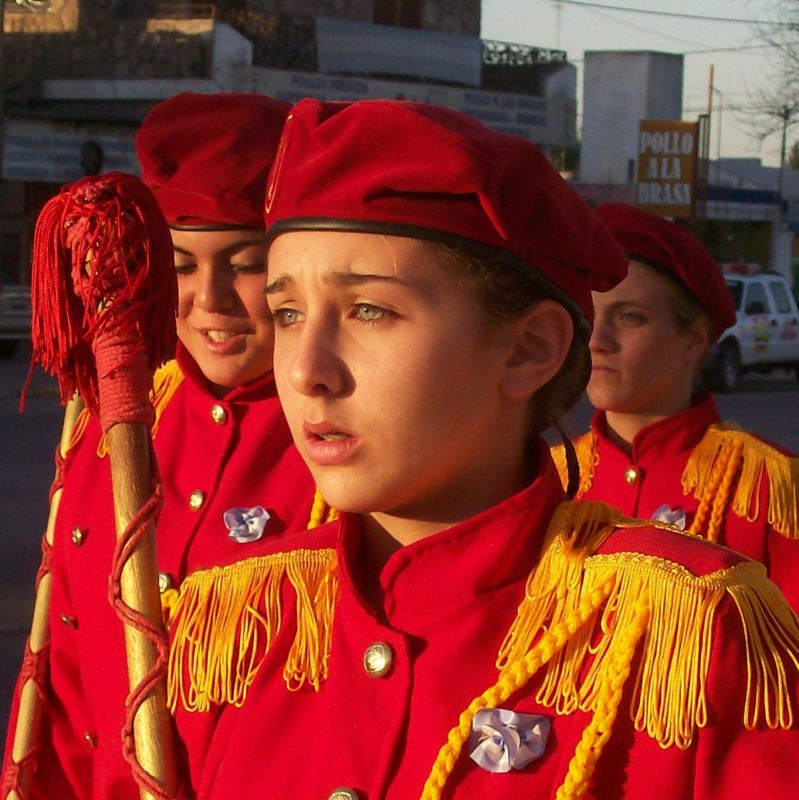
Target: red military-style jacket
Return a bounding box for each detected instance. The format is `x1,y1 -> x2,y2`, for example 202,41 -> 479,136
165,440 -> 799,799
552,394 -> 799,610
2,344 -> 317,799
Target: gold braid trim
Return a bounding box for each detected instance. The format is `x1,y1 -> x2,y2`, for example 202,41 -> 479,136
423,502 -> 799,799
683,422 -> 799,538
167,548 -> 338,714
65,405 -> 92,451
307,488 -> 339,529
496,499 -> 641,671
550,432 -> 597,497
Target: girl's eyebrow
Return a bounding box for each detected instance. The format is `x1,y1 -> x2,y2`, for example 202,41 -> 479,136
265,271 -> 403,294
606,299 -> 655,312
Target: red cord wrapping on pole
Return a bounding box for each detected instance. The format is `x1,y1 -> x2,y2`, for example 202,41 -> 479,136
108,476 -> 175,799
21,173 -> 180,798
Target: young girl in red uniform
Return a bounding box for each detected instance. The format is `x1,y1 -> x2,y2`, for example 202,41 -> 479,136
552,202 -> 799,609
164,100 -> 799,799
2,93 -> 319,799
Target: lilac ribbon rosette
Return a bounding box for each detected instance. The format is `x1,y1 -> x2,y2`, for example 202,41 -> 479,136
224,506 -> 271,543
468,708 -> 551,774
651,503 -> 687,531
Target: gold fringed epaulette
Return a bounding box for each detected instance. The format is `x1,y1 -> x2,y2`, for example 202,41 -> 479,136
95,359 -> 184,457
498,501 -> 799,750
550,432 -> 597,498
682,422 -> 799,538
167,548 -> 338,714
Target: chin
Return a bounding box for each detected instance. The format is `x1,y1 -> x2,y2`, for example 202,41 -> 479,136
312,476 -> 391,517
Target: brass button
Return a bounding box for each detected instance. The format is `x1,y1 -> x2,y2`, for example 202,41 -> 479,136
83,731 -> 98,748
363,642 -> 393,678
158,572 -> 173,593
188,490 -> 205,510
60,614 -> 78,629
71,527 -> 86,546
210,404 -> 227,425
624,466 -> 639,485
328,790 -> 359,800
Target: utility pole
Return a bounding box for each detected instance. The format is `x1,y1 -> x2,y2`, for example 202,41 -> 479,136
554,1 -> 562,50
777,104 -> 791,206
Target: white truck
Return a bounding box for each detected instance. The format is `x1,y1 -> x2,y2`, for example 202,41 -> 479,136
706,269 -> 799,392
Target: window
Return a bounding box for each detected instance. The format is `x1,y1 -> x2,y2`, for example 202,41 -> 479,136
768,280 -> 793,313
726,279 -> 743,311
373,0 -> 422,28
743,282 -> 771,316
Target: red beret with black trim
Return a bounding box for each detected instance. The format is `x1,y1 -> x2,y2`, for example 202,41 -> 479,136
137,92 -> 290,229
596,203 -> 736,338
264,99 -> 627,324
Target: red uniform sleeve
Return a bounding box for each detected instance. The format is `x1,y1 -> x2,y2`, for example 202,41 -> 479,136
693,591 -> 799,798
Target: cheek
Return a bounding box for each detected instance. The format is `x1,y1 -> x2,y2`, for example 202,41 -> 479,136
175,314 -> 191,347
240,280 -> 272,323
175,275 -> 197,322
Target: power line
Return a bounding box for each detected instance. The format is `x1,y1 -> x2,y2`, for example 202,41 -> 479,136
577,3 -> 714,49
555,0 -> 783,25
569,45 -> 769,64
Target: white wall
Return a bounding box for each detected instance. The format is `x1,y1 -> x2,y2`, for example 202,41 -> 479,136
581,51 -> 683,185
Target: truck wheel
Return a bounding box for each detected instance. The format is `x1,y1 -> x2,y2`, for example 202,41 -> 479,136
716,343 -> 740,393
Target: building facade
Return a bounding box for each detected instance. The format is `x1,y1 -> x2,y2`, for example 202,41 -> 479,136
0,0 -> 577,285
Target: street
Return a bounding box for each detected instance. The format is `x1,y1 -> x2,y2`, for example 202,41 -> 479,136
1,347 -> 799,749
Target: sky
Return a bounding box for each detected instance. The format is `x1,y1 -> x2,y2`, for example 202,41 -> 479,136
480,0 -> 789,165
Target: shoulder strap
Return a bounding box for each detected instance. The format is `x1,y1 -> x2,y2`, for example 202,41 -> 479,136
550,431 -> 597,498
683,422 -> 799,538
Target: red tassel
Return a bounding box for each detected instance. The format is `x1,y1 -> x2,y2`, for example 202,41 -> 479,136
23,173 -> 177,430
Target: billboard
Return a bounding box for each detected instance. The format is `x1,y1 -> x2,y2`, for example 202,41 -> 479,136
636,120 -> 698,218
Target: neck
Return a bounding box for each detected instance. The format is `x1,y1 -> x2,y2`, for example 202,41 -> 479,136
604,398 -> 693,453
362,440 -> 539,553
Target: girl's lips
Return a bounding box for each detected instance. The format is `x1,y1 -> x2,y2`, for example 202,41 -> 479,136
199,329 -> 248,355
303,424 -> 360,466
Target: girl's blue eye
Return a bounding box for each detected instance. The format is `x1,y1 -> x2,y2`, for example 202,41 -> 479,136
272,308 -> 301,327
355,304 -> 385,322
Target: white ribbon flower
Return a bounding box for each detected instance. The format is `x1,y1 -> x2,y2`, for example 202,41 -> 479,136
651,503 -> 687,531
224,506 -> 271,543
468,708 -> 550,774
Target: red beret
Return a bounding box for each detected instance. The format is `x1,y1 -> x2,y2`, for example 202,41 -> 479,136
264,99 -> 627,325
596,203 -> 736,338
137,92 -> 290,229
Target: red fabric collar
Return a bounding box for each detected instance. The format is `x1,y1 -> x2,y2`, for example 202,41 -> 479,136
591,394 -> 721,463
335,438 -> 567,635
175,342 -> 277,405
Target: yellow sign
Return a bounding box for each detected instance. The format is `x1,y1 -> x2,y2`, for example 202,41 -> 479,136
636,120 -> 698,217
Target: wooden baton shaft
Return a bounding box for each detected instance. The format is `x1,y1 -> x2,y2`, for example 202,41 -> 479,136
106,422 -> 178,800
8,395 -> 84,800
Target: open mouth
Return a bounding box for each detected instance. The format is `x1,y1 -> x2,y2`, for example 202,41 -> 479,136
204,329 -> 244,342
314,432 -> 350,441
303,422 -> 359,465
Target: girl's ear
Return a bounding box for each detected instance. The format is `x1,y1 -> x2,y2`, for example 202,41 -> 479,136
500,300 -> 574,400
686,314 -> 712,359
